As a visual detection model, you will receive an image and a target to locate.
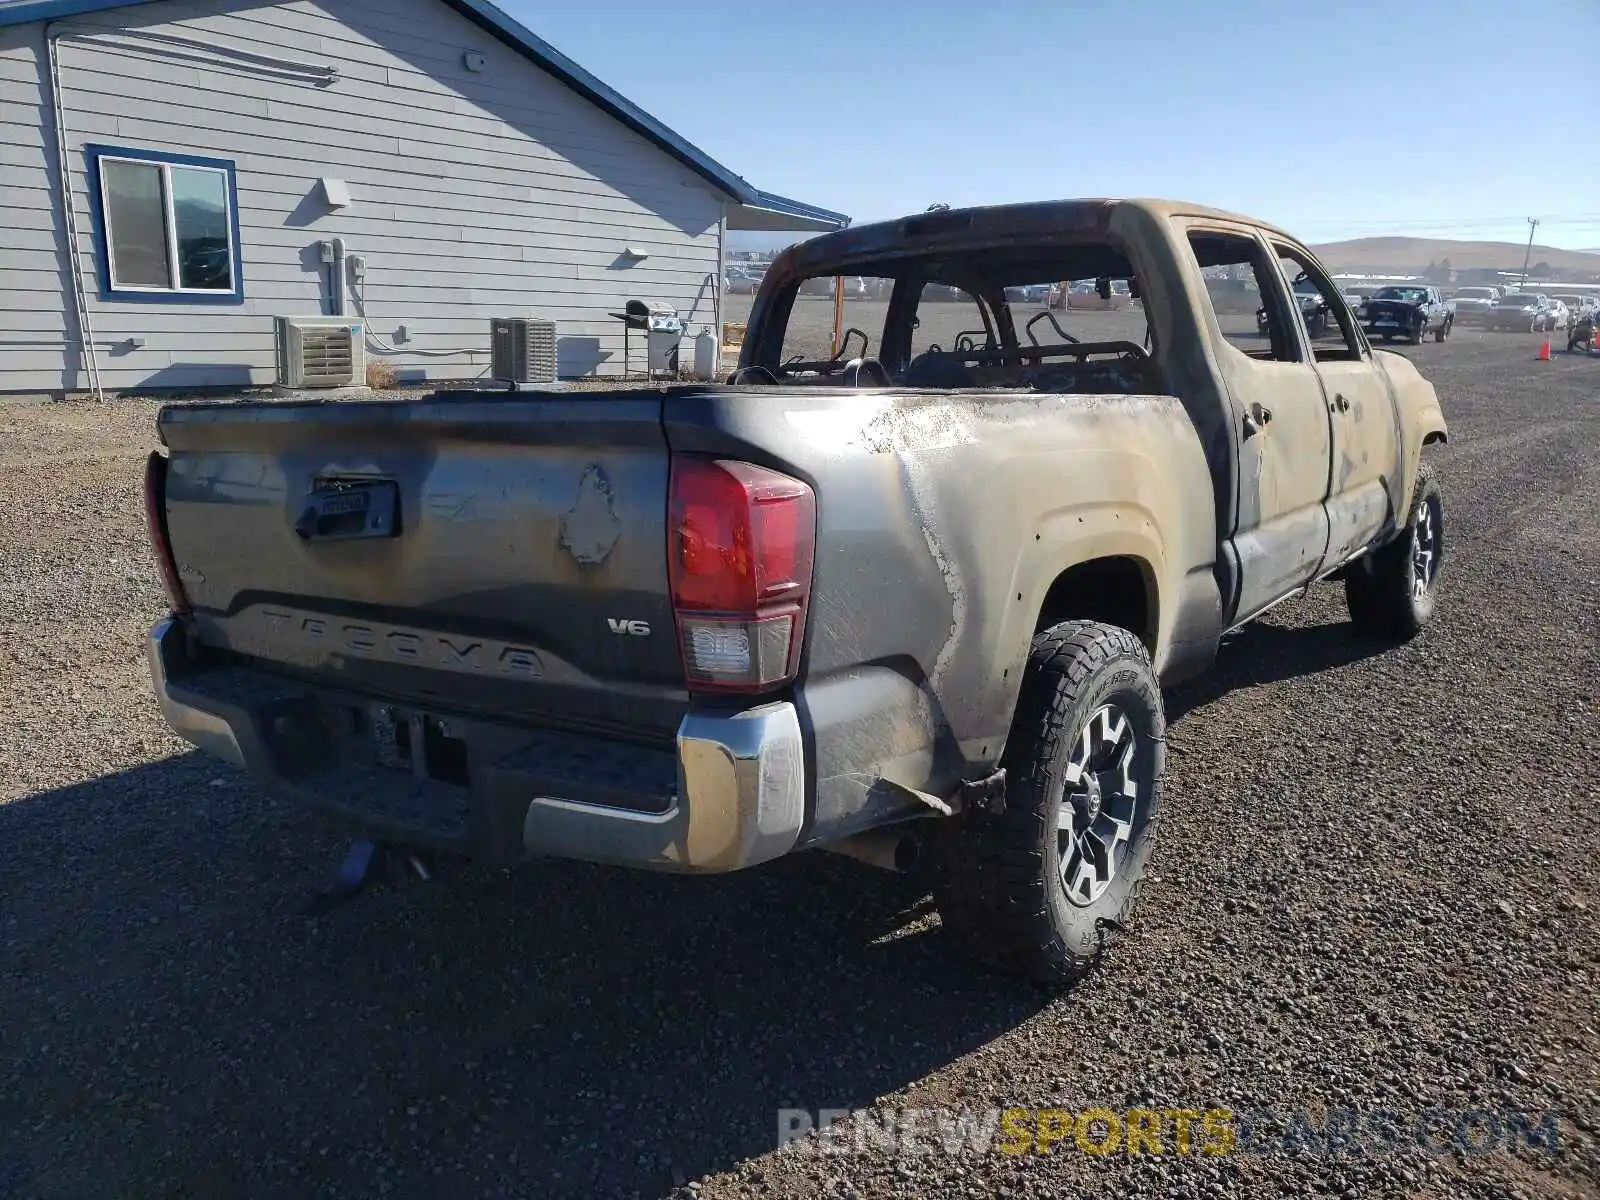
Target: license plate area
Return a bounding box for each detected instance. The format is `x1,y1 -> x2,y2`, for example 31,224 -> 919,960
294,479 -> 400,542
366,705 -> 470,786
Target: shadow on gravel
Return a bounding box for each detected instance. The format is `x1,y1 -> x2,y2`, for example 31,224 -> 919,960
0,752 -> 1050,1198
1165,616 -> 1392,723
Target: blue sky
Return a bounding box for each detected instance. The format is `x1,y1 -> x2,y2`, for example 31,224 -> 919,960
506,0 -> 1600,249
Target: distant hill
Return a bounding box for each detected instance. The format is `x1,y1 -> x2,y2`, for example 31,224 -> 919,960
1310,237 -> 1600,274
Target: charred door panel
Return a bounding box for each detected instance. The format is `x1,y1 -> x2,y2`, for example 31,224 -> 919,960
1222,357 -> 1334,618
1265,239 -> 1405,567
1317,359 -> 1403,562
1171,222 -> 1335,623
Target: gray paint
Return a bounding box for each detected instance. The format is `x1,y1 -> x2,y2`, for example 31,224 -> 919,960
0,0 -> 734,392
140,197 -> 1450,877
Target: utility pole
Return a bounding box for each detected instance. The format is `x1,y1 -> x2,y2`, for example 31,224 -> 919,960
1519,217 -> 1539,286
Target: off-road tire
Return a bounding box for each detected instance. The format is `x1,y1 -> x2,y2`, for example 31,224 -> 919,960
1434,316 -> 1451,343
1344,459 -> 1444,638
1409,319 -> 1426,345
932,621 -> 1165,985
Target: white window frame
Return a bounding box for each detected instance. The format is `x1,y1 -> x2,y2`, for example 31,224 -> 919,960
88,144 -> 243,303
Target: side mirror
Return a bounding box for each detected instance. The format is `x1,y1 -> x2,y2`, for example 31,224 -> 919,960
1096,277 -> 1112,301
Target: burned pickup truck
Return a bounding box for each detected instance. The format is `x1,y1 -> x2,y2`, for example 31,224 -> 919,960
144,199 -> 1448,983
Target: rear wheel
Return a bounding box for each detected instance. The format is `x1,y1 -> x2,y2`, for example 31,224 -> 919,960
1344,460 -> 1443,639
933,621 -> 1164,985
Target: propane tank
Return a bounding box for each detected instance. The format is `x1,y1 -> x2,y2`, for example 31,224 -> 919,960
693,327 -> 719,380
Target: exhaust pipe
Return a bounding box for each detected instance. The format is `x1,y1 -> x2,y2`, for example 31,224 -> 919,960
823,828 -> 922,873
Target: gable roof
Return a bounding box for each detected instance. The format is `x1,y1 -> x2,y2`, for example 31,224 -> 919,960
0,0 -> 848,231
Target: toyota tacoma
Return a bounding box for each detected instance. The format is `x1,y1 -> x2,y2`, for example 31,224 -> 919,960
143,199 -> 1449,983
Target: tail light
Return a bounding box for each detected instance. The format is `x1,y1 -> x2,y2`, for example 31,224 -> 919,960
143,451 -> 190,615
668,456 -> 816,694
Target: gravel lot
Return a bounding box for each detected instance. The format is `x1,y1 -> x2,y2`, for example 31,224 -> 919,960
2,330 -> 1597,1199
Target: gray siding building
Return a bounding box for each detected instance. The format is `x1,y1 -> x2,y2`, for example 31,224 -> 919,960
0,0 -> 845,395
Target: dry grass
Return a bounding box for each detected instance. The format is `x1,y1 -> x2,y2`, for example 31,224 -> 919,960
365,358 -> 400,390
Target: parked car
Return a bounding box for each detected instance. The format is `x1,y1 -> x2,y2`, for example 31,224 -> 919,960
1552,295 -> 1592,321
1449,286 -> 1501,326
1363,285 -> 1453,344
1065,279 -> 1133,310
797,274 -> 869,299
726,265 -> 767,296
142,198 -> 1449,985
1003,283 -> 1056,304
1484,292 -> 1554,332
1545,299 -> 1571,331
1258,275 -> 1334,338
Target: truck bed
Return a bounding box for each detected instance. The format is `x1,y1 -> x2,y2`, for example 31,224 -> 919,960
149,380 -> 1220,871
158,392 -> 686,744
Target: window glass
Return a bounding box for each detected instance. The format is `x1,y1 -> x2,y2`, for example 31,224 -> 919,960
102,159 -> 168,288
909,284 -> 990,358
1276,246 -> 1362,361
170,167 -> 232,290
777,275 -> 893,370
94,149 -> 240,298
1185,230 -> 1296,361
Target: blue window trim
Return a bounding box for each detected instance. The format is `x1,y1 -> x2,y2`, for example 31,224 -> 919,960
84,143 -> 245,305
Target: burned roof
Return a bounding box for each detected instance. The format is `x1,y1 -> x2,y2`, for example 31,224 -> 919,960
775,198 -> 1293,280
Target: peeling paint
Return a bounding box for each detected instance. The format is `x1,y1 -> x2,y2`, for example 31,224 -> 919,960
559,465 -> 621,566
860,400 -> 980,455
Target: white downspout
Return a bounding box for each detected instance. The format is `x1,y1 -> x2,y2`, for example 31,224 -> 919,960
44,25 -> 104,401
716,203 -> 727,367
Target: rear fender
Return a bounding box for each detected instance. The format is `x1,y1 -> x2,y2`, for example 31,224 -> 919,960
974,506 -> 1169,764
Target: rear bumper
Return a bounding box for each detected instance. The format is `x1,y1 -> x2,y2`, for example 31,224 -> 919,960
147,619 -> 804,873
1363,310 -> 1423,332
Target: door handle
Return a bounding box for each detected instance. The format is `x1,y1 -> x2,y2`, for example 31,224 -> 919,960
1333,393 -> 1351,413
1250,401 -> 1273,425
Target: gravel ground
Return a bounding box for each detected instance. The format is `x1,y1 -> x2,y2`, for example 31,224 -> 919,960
2,330 -> 1597,1200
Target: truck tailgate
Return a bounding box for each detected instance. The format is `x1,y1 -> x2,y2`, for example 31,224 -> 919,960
156,394 -> 684,742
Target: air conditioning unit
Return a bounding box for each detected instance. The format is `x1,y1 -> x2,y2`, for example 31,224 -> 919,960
274,316 -> 366,389
489,316 -> 558,385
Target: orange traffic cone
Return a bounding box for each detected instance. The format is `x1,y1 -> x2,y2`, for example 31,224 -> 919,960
1537,335 -> 1552,360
